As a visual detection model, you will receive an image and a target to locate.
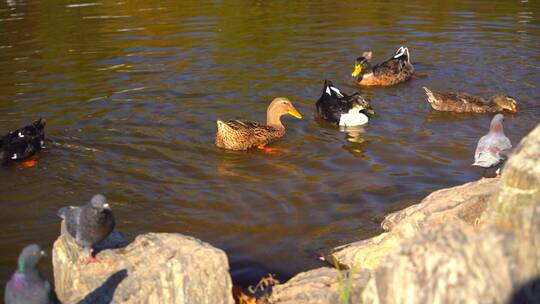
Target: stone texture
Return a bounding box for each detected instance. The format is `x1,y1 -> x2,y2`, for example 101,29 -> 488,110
53,223 -> 234,304
266,267 -> 370,304
382,178 -> 499,231
360,123 -> 540,304
485,122 -> 540,223
329,178 -> 498,270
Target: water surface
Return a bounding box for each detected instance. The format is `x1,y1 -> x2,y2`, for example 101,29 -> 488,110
1,0 -> 539,292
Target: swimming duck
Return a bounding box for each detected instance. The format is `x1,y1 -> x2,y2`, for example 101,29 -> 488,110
351,46 -> 414,86
0,118 -> 46,165
423,87 -> 517,113
473,114 -> 512,178
215,97 -> 302,151
316,80 -> 375,127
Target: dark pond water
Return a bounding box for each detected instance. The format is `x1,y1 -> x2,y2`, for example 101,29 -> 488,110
1,0 -> 539,294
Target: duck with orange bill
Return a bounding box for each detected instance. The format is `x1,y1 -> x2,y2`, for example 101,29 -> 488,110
215,97 -> 302,152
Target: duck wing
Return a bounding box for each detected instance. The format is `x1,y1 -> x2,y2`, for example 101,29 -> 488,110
373,47 -> 412,75
424,88 -> 488,112
218,120 -> 283,149
228,120 -> 281,139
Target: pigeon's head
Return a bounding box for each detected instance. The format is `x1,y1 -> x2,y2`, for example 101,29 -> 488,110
490,114 -> 505,133
491,95 -> 517,113
90,194 -> 111,211
352,51 -> 373,78
18,244 -> 46,273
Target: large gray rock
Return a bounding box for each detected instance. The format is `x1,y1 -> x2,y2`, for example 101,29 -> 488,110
485,121 -> 540,222
52,223 -> 234,304
266,267 -> 370,304
329,178 -> 499,270
361,123 -> 540,304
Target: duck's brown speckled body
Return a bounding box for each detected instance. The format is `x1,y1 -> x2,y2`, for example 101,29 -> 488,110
215,97 -> 302,151
352,46 -> 414,87
423,87 -> 518,113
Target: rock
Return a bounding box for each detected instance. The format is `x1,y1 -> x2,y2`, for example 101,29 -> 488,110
361,217 -> 515,303
266,267 -> 370,304
329,178 -> 499,270
382,178 -> 499,231
361,197 -> 540,304
485,122 -> 540,222
360,123 -> 540,303
52,222 -> 234,304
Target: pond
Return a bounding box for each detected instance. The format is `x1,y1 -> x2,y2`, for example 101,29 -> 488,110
0,0 -> 539,291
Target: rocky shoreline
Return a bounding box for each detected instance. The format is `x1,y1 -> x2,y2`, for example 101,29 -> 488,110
51,122 -> 540,303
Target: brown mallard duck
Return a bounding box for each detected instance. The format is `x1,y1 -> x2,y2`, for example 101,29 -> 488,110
423,87 -> 517,113
351,46 -> 414,86
215,97 -> 302,151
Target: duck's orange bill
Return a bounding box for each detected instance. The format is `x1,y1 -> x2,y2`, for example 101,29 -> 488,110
288,108 -> 302,119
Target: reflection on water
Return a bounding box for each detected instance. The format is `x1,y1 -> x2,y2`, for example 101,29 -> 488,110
1,0 -> 539,291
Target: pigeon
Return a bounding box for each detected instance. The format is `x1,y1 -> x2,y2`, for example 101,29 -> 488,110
0,118 -> 46,165
57,194 -> 115,263
4,244 -> 53,304
472,114 -> 512,178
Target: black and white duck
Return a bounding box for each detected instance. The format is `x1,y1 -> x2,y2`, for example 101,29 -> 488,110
316,80 -> 374,127
0,118 -> 46,166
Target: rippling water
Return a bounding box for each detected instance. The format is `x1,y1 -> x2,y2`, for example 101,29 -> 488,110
1,0 -> 539,291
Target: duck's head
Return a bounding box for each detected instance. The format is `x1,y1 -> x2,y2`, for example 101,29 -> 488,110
491,95 -> 517,112
352,95 -> 376,117
268,97 -> 302,119
351,51 -> 373,78
18,244 -> 46,273
266,97 -> 302,128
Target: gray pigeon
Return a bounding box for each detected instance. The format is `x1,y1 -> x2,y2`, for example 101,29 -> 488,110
4,244 -> 53,304
57,194 -> 115,263
472,114 -> 512,178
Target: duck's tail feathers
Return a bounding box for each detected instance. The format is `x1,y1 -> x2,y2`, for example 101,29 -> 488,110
394,46 -> 410,62
323,80 -> 344,98
423,87 -> 437,106
217,120 -> 227,129
216,120 -> 235,134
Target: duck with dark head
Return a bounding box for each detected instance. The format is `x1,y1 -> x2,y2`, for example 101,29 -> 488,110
352,46 -> 414,86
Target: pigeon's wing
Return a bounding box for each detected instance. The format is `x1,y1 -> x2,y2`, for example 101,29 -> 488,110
44,279 -> 54,304
473,135 -> 499,167
493,135 -> 512,152
57,206 -> 81,239
473,133 -> 511,167
473,151 -> 502,167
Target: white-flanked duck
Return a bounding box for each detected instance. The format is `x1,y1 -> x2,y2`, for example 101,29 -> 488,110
316,80 -> 374,127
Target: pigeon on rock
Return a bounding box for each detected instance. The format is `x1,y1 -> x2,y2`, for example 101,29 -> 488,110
4,244 -> 53,304
472,114 -> 512,178
57,194 -> 115,263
